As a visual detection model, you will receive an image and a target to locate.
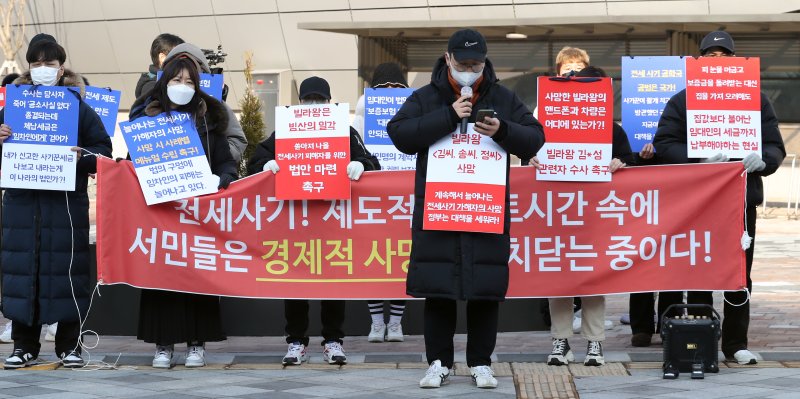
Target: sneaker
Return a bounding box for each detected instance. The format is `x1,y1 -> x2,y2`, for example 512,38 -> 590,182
185,345 -> 206,368
152,345 -> 174,369
0,321 -> 12,343
584,341 -> 605,366
572,312 -> 582,333
419,360 -> 450,388
547,338 -> 574,366
620,313 -> 631,325
44,323 -> 57,342
631,333 -> 652,347
282,342 -> 308,365
322,341 -> 347,365
60,351 -> 84,368
730,349 -> 758,365
368,322 -> 386,342
4,349 -> 37,369
470,365 -> 498,389
604,319 -> 613,330
386,322 -> 404,342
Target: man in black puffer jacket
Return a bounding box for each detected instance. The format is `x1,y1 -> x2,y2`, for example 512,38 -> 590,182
387,29 -> 544,390
0,36 -> 112,369
653,30 -> 786,366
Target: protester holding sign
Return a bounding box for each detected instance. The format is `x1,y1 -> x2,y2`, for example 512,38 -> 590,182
129,55 -> 238,369
247,76 -> 380,366
351,62 -> 411,343
653,31 -> 786,365
0,35 -> 112,369
134,36 -> 247,163
387,29 -> 544,390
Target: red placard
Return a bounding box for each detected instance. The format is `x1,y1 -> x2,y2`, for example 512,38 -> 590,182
97,158 -> 746,299
274,104 -> 351,200
0,87 -> 6,108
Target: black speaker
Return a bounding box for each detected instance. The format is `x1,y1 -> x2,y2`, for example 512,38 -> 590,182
660,304 -> 721,379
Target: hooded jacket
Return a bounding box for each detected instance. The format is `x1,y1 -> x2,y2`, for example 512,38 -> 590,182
387,56 -> 545,301
0,69 -> 113,326
653,89 -> 786,206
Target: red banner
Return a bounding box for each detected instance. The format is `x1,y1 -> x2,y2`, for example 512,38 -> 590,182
97,158 -> 747,299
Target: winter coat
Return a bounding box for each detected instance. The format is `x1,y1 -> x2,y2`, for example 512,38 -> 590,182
246,126 -> 381,176
0,70 -> 113,326
134,66 -> 247,163
387,57 -> 545,301
653,89 -> 786,207
129,94 -> 238,181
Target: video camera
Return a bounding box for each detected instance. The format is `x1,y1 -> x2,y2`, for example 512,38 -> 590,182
201,45 -> 229,101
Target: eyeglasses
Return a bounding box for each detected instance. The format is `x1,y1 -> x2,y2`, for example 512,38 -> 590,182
450,59 -> 484,73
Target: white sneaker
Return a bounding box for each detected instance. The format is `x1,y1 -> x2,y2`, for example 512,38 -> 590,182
282,342 -> 308,365
470,365 -> 498,388
322,341 -> 347,365
185,345 -> 206,368
731,349 -> 758,365
368,322 -> 386,342
44,323 -> 57,342
572,311 -> 582,333
584,341 -> 605,366
0,321 -> 12,343
386,322 -> 404,342
620,313 -> 631,325
419,360 -> 450,388
604,319 -> 613,330
152,345 -> 174,369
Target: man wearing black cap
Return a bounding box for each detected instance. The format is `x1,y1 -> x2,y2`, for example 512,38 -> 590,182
388,29 -> 544,389
246,76 -> 379,366
653,30 -> 786,365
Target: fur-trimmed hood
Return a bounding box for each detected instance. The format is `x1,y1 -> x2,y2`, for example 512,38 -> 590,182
13,68 -> 86,97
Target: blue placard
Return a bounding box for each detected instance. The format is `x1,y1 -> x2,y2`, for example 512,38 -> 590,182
82,86 -> 121,136
5,85 -> 79,146
156,71 -> 224,100
621,56 -> 686,152
119,112 -> 206,167
363,87 -> 414,146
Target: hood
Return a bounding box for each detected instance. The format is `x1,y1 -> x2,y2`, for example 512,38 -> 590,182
14,68 -> 86,98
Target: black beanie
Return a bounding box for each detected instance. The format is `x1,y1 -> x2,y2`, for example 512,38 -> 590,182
371,63 -> 408,88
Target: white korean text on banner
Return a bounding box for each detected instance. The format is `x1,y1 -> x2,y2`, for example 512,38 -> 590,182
536,76 -> 614,182
621,56 -> 686,152
363,87 -> 416,170
274,103 -> 351,200
424,124 -> 508,234
686,57 -> 761,159
81,86 -> 122,136
1,85 -> 79,191
119,112 -> 216,205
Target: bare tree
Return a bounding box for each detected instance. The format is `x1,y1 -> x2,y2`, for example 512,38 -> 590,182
0,0 -> 25,75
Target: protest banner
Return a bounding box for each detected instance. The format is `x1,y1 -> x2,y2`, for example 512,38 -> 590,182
1,85 -> 79,191
424,125 -> 508,234
363,87 -> 416,170
81,86 -> 121,136
97,158 -> 746,299
686,57 -> 761,158
621,56 -> 686,152
119,112 -> 217,205
536,76 -> 614,182
274,103 -> 351,200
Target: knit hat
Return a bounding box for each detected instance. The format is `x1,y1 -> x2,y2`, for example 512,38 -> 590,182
371,63 -> 408,88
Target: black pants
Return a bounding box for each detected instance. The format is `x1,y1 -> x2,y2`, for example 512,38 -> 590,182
629,291 -> 685,335
12,321 -> 81,357
424,298 -> 498,368
691,205 -> 757,357
284,300 -> 345,346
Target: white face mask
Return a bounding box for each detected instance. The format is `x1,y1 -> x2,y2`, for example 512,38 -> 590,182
167,84 -> 195,105
30,66 -> 60,86
450,67 -> 482,87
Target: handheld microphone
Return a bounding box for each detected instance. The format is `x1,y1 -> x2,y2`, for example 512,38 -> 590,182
460,86 -> 473,134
